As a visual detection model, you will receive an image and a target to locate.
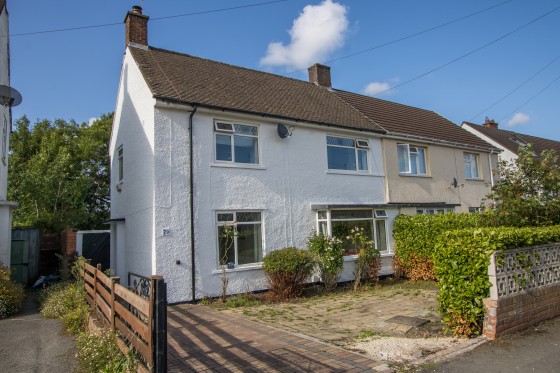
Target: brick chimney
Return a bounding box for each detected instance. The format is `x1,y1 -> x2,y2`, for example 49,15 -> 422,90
483,117 -> 499,129
308,63 -> 332,88
124,5 -> 149,48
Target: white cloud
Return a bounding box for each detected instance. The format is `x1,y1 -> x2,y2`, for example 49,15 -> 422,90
506,112 -> 530,127
260,0 -> 349,70
363,81 -> 392,96
87,117 -> 99,127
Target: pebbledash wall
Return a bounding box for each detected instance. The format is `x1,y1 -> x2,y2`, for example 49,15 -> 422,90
483,243 -> 560,339
111,47 -> 396,303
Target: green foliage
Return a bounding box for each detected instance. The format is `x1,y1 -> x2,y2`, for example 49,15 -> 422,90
486,144 -> 560,227
393,212 -> 497,280
0,264 -> 25,319
39,281 -> 88,334
346,227 -> 380,291
307,232 -> 344,292
262,247 -> 314,299
434,225 -> 560,336
76,329 -> 137,373
8,114 -> 112,232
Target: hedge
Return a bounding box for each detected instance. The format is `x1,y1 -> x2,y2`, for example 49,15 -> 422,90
262,247 -> 314,299
392,213 -> 495,280
434,225 -> 560,336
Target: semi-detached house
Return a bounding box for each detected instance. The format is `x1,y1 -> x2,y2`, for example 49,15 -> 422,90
110,7 -> 499,303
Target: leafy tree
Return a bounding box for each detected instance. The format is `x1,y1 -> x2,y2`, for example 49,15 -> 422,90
8,114 -> 112,232
486,144 -> 560,226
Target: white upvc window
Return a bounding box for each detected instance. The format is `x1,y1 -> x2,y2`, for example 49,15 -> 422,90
326,136 -> 369,172
464,153 -> 480,179
316,209 -> 389,255
416,207 -> 454,214
216,211 -> 263,268
397,144 -> 427,175
214,121 -> 259,164
117,145 -> 124,182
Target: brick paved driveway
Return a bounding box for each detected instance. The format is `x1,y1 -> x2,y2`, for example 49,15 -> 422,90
167,304 -> 391,372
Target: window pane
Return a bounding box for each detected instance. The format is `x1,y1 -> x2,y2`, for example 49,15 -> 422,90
327,146 -> 356,170
234,135 -> 258,163
464,156 -> 472,178
218,226 -> 235,265
397,144 -> 410,173
236,212 -> 261,222
327,136 -> 355,147
234,124 -> 258,136
318,221 -> 328,235
332,220 -> 373,255
217,213 -> 234,222
357,149 -> 368,171
417,148 -> 427,174
375,220 -> 387,252
237,223 -> 262,265
331,210 -> 373,220
317,211 -> 327,220
216,134 -> 232,161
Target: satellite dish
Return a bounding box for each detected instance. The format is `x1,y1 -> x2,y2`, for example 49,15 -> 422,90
0,85 -> 22,107
452,177 -> 458,188
277,124 -> 291,139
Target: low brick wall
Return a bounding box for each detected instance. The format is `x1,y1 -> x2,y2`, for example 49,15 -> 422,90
483,243 -> 560,339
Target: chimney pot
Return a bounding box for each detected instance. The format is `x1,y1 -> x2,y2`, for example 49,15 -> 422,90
308,63 -> 332,88
124,6 -> 149,48
483,118 -> 499,129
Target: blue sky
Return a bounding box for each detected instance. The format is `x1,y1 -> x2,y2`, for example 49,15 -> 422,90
6,0 -> 560,140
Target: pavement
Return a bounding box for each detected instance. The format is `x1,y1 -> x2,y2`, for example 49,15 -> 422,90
0,291 -> 77,373
420,316 -> 560,373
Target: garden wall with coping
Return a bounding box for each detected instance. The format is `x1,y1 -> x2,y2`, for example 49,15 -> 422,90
483,243 -> 560,339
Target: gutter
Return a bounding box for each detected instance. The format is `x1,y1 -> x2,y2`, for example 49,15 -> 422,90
189,106 -> 198,301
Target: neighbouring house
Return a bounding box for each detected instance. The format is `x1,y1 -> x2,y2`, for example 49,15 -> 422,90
110,7 -> 498,303
0,0 -> 20,267
462,118 -> 560,164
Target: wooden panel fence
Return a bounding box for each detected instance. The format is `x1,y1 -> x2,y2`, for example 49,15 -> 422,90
80,262 -> 167,373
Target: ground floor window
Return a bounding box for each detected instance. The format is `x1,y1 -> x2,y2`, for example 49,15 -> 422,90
216,211 -> 263,267
416,207 -> 454,214
316,209 -> 389,255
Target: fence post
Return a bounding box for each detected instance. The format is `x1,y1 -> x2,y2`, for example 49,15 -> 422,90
110,277 -> 120,332
151,276 -> 167,373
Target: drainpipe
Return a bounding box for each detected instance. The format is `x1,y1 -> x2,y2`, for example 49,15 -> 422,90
488,149 -> 495,187
189,106 -> 198,301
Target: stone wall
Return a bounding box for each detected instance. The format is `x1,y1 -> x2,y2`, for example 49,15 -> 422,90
484,243 -> 560,339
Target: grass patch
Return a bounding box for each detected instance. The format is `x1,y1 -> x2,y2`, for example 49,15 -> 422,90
355,329 -> 386,339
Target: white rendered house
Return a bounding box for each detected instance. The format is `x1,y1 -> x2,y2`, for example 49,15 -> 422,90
110,7 -> 498,303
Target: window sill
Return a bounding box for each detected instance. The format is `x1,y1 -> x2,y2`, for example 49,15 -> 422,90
465,178 -> 483,182
326,170 -> 383,177
211,263 -> 263,274
210,163 -> 266,170
398,173 -> 431,178
343,252 -> 393,261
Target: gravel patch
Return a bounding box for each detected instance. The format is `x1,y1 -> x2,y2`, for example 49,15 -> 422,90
347,336 -> 472,363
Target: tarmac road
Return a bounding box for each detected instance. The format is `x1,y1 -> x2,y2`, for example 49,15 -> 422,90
422,316 -> 560,373
0,291 -> 76,373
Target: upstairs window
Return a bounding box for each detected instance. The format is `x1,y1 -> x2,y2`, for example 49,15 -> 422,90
398,144 -> 427,175
326,136 -> 369,171
117,145 -> 124,182
464,153 -> 480,179
215,121 -> 259,164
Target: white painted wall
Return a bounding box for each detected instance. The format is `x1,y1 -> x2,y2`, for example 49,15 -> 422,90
109,49 -> 156,286
462,124 -> 517,164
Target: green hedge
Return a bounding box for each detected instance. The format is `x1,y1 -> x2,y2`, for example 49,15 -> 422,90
393,213 -> 494,280
434,225 -> 560,336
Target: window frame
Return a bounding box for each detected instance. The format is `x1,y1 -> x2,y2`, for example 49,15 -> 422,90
416,207 -> 454,215
316,209 -> 390,255
117,145 -> 124,183
216,210 -> 263,268
214,120 -> 260,165
397,143 -> 427,176
463,152 -> 481,179
326,135 -> 370,172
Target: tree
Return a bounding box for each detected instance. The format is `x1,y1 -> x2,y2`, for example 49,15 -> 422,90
8,114 -> 112,232
486,144 -> 560,226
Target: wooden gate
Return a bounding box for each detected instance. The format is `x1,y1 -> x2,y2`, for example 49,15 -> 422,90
11,227 -> 40,286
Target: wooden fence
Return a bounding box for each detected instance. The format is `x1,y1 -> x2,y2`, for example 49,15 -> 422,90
80,262 -> 167,373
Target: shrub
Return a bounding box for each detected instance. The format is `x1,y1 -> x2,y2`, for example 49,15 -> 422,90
346,227 -> 380,290
307,232 -> 344,292
76,329 -> 136,373
39,281 -> 88,334
434,225 -> 560,337
262,247 -> 314,300
393,212 -> 497,280
0,264 -> 25,319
